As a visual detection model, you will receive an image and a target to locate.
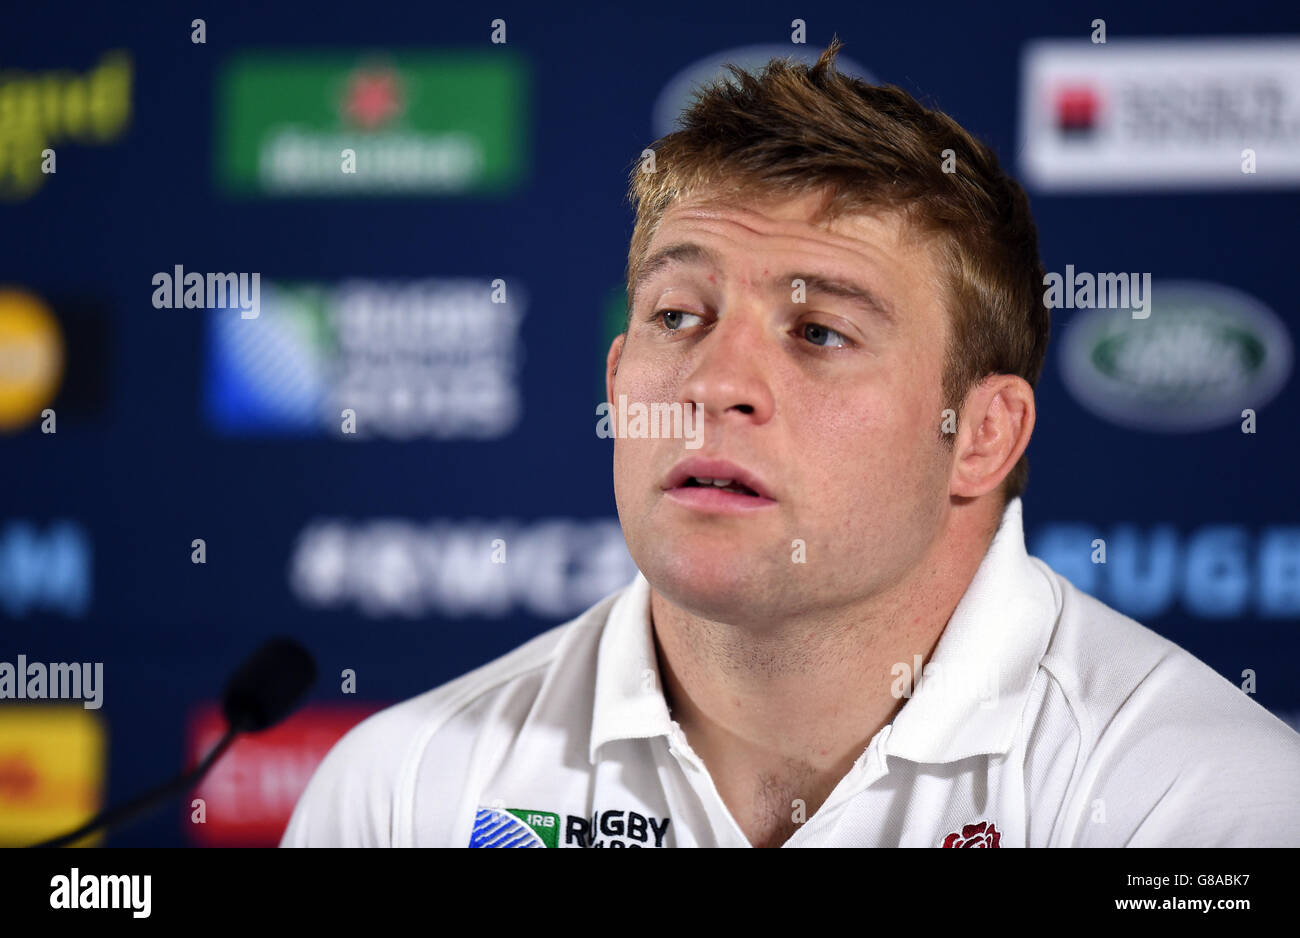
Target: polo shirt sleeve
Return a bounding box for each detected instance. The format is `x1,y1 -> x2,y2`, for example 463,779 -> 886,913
1064,652 -> 1300,847
1122,725 -> 1300,848
279,706 -> 412,847
280,686 -> 481,848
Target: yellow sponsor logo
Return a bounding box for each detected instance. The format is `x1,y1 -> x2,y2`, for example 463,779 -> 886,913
0,705 -> 105,846
0,50 -> 132,200
0,288 -> 63,431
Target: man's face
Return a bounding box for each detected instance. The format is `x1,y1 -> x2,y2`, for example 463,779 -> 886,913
607,187 -> 956,627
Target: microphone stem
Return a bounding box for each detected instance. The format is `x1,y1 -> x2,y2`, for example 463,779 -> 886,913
30,727 -> 240,848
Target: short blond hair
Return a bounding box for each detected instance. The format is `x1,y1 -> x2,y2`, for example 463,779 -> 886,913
624,37 -> 1049,503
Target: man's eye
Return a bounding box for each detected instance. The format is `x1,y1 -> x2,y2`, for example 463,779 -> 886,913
657,309 -> 702,330
802,322 -> 848,348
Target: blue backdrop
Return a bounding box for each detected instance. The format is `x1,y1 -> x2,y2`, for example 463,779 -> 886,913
3,0 -> 1298,846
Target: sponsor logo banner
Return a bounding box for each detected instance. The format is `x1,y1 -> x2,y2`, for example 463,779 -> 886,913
0,705 -> 104,846
1058,281 -> 1291,432
290,517 -> 636,619
1030,522 -> 1300,620
0,288 -> 111,436
217,52 -> 527,196
0,50 -> 132,201
1020,39 -> 1300,190
0,521 -> 92,619
187,703 -> 379,846
204,278 -> 524,439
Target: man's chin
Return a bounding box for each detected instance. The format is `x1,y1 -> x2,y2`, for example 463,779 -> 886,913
635,543 -> 781,623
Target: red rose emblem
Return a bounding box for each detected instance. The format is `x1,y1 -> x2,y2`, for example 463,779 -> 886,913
941,821 -> 1001,848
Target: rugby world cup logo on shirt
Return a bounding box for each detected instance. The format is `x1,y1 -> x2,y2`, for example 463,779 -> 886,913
470,808 -> 559,848
470,806 -> 672,847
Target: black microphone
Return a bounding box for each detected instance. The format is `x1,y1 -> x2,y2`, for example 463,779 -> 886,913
222,637 -> 318,733
29,637 -> 317,848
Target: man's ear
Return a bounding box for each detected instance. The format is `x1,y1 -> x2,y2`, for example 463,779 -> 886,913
605,332 -> 626,404
950,374 -> 1035,499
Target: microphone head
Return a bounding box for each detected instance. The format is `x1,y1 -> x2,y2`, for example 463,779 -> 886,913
222,637 -> 317,733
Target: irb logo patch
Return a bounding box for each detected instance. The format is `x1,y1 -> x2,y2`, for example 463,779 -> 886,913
469,807 -> 559,848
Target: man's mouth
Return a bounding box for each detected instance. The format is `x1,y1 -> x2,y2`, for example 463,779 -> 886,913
661,457 -> 775,501
679,476 -> 761,497
661,459 -> 777,514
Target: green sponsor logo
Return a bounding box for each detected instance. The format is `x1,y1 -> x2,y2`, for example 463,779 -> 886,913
508,809 -> 560,848
217,52 -> 527,196
1059,281 -> 1293,431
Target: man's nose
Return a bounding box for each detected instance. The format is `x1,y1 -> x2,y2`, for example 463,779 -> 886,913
678,310 -> 775,425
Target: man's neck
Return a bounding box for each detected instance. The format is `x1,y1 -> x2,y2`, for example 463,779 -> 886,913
649,505 -> 1000,847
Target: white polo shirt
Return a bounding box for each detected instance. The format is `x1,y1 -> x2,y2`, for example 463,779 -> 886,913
281,497 -> 1300,847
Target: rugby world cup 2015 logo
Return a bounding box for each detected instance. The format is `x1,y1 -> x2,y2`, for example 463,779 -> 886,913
469,807 -> 559,848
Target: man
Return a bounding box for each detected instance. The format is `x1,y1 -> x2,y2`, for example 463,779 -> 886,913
282,40 -> 1300,848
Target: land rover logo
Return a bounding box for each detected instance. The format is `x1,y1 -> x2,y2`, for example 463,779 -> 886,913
1059,282 -> 1292,432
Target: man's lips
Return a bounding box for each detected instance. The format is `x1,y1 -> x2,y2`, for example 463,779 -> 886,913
661,456 -> 777,512
663,485 -> 778,514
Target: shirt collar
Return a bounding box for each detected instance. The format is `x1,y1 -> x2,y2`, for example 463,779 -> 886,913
589,570 -> 671,763
589,496 -> 1058,766
884,497 -> 1058,763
